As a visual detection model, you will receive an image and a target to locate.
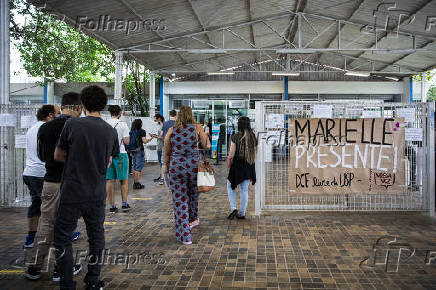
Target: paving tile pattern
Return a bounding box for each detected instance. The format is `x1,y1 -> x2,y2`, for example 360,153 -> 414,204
0,163 -> 435,289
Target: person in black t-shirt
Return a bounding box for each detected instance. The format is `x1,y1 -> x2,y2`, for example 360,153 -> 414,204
53,85 -> 119,290
25,92 -> 83,282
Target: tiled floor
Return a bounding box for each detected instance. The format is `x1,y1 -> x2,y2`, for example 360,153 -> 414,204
0,163 -> 436,289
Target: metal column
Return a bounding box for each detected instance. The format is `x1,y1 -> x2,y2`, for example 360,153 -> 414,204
0,0 -> 10,104
149,73 -> 155,116
114,51 -> 123,101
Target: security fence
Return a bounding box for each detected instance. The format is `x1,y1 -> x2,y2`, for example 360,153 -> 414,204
0,104 -> 40,207
254,101 -> 435,216
0,103 -> 159,207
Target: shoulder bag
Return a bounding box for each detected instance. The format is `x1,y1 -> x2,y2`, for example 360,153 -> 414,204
196,125 -> 215,193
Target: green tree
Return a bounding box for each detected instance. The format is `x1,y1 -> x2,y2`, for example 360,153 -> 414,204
9,0 -> 114,82
427,85 -> 436,102
9,0 -> 153,116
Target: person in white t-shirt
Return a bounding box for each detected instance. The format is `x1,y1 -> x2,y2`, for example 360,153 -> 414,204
105,105 -> 131,213
23,104 -> 57,248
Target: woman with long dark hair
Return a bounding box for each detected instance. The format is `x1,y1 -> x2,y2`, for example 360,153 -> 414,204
226,116 -> 257,219
128,119 -> 154,189
163,106 -> 210,245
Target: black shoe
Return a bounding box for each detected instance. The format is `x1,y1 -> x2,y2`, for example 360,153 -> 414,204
53,264 -> 82,282
227,209 -> 238,220
236,213 -> 245,219
153,177 -> 161,182
121,204 -> 131,212
109,207 -> 118,213
86,280 -> 104,290
24,266 -> 41,280
133,183 -> 144,189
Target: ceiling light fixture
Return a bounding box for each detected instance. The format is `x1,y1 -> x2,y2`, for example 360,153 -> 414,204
191,49 -> 228,54
271,71 -> 300,76
345,71 -> 371,77
207,71 -> 235,75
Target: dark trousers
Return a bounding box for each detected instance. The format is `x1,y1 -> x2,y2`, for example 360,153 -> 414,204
54,201 -> 105,290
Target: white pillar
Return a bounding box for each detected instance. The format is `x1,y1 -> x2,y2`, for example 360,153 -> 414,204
47,81 -> 54,104
421,73 -> 427,103
149,72 -> 155,116
114,51 -> 123,102
0,0 -> 10,104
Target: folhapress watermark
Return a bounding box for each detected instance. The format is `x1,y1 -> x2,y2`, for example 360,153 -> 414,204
75,15 -> 167,35
22,246 -> 166,271
360,236 -> 436,272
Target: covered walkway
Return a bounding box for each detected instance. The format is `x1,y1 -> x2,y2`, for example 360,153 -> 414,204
0,164 -> 435,289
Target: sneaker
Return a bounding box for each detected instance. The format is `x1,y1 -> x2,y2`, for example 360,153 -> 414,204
158,179 -> 164,185
24,266 -> 41,280
24,235 -> 34,248
86,280 -> 105,290
73,264 -> 82,276
182,240 -> 192,245
133,183 -> 144,189
109,207 -> 118,213
72,231 -> 81,242
53,264 -> 82,282
121,204 -> 131,212
52,268 -> 60,282
153,177 -> 161,182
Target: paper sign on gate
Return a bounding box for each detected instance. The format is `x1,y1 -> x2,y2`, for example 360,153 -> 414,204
265,114 -> 284,129
21,115 -> 37,129
15,134 -> 27,149
288,118 -> 406,194
313,105 -> 332,118
0,114 -> 16,127
362,110 -> 382,118
397,108 -> 415,123
405,128 -> 423,142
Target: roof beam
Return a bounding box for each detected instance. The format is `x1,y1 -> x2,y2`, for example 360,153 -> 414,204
187,0 -> 226,69
118,0 -> 191,68
377,39 -> 434,72
346,0 -> 434,68
312,0 -> 365,64
286,0 -> 307,45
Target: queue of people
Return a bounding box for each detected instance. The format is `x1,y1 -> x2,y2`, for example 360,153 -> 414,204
21,88 -> 257,288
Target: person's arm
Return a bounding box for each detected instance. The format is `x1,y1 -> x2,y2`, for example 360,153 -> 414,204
227,141 -> 236,168
54,147 -> 67,162
37,127 -> 46,162
54,121 -> 70,162
196,124 -> 211,150
163,127 -> 173,173
122,123 -> 130,145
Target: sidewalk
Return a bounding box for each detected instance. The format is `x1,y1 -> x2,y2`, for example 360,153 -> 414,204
0,163 -> 435,289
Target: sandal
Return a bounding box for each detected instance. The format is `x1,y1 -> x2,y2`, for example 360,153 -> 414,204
189,219 -> 200,230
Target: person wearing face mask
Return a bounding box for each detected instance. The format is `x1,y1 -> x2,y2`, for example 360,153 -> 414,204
151,114 -> 165,185
25,93 -> 83,282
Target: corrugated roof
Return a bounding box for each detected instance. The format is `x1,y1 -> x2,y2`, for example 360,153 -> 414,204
28,0 -> 436,79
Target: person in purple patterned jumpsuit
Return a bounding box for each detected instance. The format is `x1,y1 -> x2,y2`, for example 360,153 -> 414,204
163,106 -> 210,245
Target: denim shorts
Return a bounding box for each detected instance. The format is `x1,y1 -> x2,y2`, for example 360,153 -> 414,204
23,175 -> 44,218
131,150 -> 145,171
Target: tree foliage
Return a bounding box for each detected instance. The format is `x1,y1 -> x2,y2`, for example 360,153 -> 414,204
9,0 -> 114,82
9,0 -> 154,116
427,86 -> 436,102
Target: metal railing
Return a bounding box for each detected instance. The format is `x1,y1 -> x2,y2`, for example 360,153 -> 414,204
254,101 -> 435,216
0,104 -> 40,207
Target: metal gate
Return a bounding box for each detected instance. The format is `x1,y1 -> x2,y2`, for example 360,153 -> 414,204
1,104 -> 40,207
254,101 -> 435,216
